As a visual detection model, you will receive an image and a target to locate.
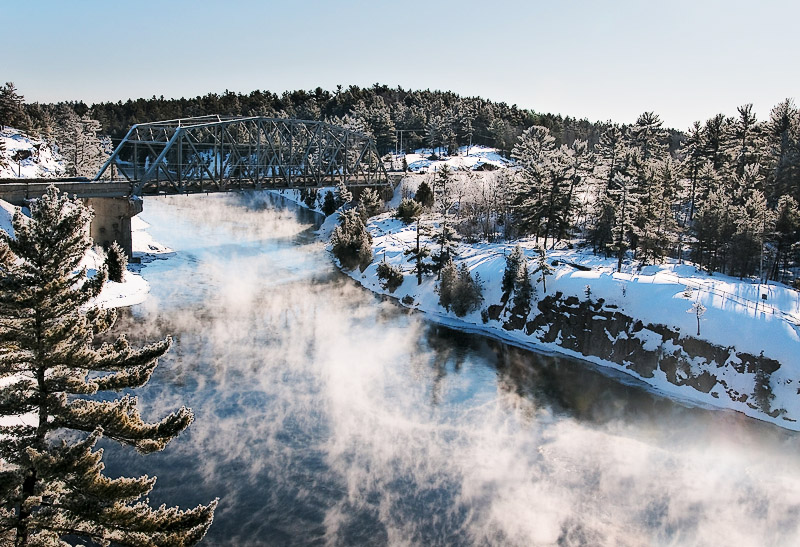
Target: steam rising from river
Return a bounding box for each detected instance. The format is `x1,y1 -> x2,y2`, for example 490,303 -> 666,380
103,193 -> 800,546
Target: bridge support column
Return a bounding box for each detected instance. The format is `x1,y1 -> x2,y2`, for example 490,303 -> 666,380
83,197 -> 143,257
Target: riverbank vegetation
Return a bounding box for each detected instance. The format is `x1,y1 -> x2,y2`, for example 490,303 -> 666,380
0,187 -> 216,545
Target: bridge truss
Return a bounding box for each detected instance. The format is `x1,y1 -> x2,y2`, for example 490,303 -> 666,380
95,116 -> 388,194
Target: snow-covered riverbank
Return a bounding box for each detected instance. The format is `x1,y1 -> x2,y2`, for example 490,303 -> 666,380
270,184 -> 800,430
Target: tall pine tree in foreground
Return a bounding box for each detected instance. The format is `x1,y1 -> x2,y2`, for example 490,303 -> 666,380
0,187 -> 216,546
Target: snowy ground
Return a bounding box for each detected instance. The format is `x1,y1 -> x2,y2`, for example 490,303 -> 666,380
399,145 -> 514,173
334,210 -> 800,431
0,127 -> 65,178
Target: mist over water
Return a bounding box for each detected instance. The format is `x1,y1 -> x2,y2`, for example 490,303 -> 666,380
100,193 -> 800,546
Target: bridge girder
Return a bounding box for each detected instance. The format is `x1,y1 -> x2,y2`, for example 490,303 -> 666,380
95,116 -> 389,195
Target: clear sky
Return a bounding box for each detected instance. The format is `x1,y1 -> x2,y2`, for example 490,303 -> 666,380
3,0 -> 797,131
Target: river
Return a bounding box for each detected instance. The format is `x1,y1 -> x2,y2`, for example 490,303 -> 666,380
101,192 -> 800,546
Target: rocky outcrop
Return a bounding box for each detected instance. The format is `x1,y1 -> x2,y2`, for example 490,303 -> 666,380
496,292 -> 784,419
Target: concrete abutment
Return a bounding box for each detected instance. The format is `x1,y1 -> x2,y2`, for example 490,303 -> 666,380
83,197 -> 142,257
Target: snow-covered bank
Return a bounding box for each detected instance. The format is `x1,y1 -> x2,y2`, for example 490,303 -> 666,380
332,210 -> 800,431
0,127 -> 65,178
0,198 -> 152,309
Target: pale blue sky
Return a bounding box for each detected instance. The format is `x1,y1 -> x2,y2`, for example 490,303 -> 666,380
3,0 -> 797,131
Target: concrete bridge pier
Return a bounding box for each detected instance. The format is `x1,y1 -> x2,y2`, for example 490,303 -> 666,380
83,197 -> 142,257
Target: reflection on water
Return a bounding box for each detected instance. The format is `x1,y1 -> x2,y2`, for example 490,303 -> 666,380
101,192 -> 800,546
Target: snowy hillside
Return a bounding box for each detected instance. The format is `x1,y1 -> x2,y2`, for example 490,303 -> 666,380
331,208 -> 800,431
400,145 -> 514,173
0,127 -> 65,178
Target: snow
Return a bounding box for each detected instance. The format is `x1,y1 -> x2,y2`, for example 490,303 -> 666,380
402,145 -> 514,173
335,205 -> 800,431
0,127 -> 66,178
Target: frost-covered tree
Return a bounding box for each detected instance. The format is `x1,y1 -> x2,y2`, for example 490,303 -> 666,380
54,107 -> 109,177
437,258 -> 458,312
511,125 -> 571,246
764,99 -> 800,201
330,208 -> 373,270
395,197 -> 423,224
0,140 -> 8,171
334,180 -> 353,207
502,245 -> 524,296
451,263 -> 484,317
0,186 -> 216,545
688,301 -> 706,336
512,260 -> 533,316
358,187 -> 383,219
106,240 -> 127,283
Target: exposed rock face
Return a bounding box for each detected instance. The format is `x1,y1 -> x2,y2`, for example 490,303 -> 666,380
497,292 -> 783,418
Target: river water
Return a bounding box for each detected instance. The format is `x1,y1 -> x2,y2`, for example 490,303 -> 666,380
101,192 -> 800,546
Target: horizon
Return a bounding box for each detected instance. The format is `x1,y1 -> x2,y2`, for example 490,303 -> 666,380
3,0 -> 798,131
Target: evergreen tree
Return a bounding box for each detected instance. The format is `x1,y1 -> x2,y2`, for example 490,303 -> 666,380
0,187 -> 216,545
395,198 -> 423,223
322,190 -> 337,216
728,103 -> 762,177
532,245 -> 555,293
512,260 -> 533,316
772,195 -> 800,282
765,99 -> 800,202
414,180 -> 434,208
330,209 -> 373,270
358,187 -> 383,219
589,125 -> 627,253
334,180 -> 353,207
437,258 -> 457,312
106,241 -> 127,283
451,263 -> 484,317
502,245 -> 523,296
0,82 -> 28,130
433,165 -> 460,268
633,158 -> 681,264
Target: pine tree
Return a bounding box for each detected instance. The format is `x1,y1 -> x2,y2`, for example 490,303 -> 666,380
0,186 -> 216,545
437,258 -> 457,312
772,195 -> 800,282
451,263 -> 484,317
330,209 -> 372,270
334,180 -> 353,207
395,198 -> 423,223
512,260 -> 533,316
322,190 -> 337,216
414,180 -> 434,208
54,107 -> 109,177
532,244 -> 555,293
358,187 -> 383,219
106,241 -> 127,283
502,245 -> 523,296
0,82 -> 27,130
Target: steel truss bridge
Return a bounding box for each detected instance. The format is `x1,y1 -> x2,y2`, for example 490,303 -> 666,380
94,116 -> 389,195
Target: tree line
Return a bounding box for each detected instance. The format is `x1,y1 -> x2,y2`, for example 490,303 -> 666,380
507,103 -> 800,281
2,81 -> 612,159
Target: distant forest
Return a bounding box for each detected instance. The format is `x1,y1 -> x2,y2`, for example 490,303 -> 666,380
1,82 -> 798,283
